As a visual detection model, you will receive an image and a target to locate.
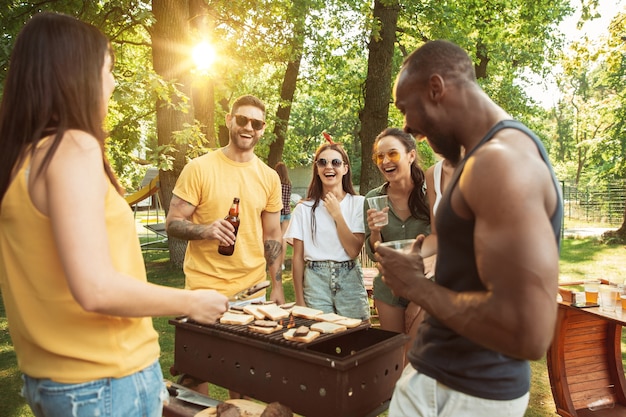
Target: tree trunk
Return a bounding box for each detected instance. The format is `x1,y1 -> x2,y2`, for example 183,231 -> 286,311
267,0 -> 309,168
358,0 -> 399,194
475,40 -> 489,79
268,57 -> 303,168
603,200 -> 626,243
189,0 -> 216,148
151,0 -> 195,267
193,78 -> 215,147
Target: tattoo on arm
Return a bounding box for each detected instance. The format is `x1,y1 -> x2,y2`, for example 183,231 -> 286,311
166,219 -> 206,241
274,270 -> 283,284
264,239 -> 282,267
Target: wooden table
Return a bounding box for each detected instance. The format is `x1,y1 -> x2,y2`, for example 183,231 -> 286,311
547,298 -> 626,416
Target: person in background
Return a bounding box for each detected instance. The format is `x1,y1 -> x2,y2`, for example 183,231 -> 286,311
274,161 -> 292,271
376,40 -> 563,417
0,12 -> 228,417
363,127 -> 431,357
419,156 -> 459,275
285,141 -> 369,320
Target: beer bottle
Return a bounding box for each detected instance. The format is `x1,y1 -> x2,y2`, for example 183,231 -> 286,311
218,197 -> 240,256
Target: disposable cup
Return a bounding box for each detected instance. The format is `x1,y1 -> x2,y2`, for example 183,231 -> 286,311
378,239 -> 416,253
599,285 -> 617,312
367,195 -> 389,227
584,279 -> 601,304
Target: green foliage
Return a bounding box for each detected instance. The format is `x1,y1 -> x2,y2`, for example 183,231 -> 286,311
398,0 -> 573,116
1,0 -> 622,225
547,8 -> 625,190
171,121 -> 212,162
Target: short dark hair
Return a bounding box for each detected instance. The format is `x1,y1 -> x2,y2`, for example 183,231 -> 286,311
231,95 -> 266,116
401,40 -> 476,85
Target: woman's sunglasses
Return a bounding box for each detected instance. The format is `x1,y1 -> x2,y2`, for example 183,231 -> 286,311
234,114 -> 265,131
373,150 -> 401,164
315,158 -> 344,168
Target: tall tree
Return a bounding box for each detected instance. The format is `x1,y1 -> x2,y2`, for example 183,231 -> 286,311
601,10 -> 626,240
267,0 -> 311,168
151,0 -> 195,266
189,0 -> 217,148
359,0 -> 399,194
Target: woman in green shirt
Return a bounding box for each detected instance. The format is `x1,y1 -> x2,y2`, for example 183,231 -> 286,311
364,128 -> 431,355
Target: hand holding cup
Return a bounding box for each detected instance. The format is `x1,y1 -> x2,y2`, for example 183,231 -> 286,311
367,195 -> 389,227
375,237 -> 424,299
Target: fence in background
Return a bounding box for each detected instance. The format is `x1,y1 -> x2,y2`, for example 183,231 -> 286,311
293,180 -> 626,226
562,181 -> 626,226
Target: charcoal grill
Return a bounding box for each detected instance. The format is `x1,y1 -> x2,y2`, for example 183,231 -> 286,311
169,316 -> 408,417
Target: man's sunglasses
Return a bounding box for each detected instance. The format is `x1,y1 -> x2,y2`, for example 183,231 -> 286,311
234,114 -> 265,131
315,158 -> 344,168
373,150 -> 401,164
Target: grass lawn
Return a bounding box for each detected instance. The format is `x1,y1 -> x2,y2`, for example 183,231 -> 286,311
1,235 -> 624,416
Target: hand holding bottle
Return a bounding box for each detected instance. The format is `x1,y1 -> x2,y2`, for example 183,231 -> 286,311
219,198 -> 240,256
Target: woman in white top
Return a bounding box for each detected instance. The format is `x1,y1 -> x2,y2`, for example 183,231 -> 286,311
422,157 -> 458,273
285,142 -> 369,320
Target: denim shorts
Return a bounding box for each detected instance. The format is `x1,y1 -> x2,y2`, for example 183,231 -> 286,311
280,213 -> 291,222
21,360 -> 168,417
304,260 -> 370,320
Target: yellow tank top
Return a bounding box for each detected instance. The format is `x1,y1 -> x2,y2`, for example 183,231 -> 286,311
0,156 -> 159,383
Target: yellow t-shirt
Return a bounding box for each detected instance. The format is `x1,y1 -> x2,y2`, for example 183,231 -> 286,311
173,150 -> 282,296
0,158 -> 159,383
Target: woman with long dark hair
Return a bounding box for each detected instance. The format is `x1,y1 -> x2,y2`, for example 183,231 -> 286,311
364,128 -> 431,353
0,12 -> 227,416
285,141 -> 369,320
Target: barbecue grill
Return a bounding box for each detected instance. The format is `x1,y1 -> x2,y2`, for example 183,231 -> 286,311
169,316 -> 408,417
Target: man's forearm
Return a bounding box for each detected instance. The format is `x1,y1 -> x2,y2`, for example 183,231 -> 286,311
264,239 -> 282,286
166,219 -> 206,241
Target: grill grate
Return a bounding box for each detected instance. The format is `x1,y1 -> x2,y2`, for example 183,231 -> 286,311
182,315 -> 370,349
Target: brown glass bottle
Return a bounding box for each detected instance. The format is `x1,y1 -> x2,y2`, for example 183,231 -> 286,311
218,197 -> 240,256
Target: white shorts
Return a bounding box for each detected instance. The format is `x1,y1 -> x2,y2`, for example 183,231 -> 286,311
389,365 -> 529,417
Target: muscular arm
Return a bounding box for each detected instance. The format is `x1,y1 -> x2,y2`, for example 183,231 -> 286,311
377,137 -> 559,360
262,210 -> 285,304
166,194 -> 236,244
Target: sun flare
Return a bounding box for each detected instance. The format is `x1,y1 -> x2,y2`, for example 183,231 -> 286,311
192,41 -> 216,72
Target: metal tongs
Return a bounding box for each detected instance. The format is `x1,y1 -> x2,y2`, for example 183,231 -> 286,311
229,281 -> 270,301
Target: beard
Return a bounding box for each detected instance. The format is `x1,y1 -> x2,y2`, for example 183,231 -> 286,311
425,132 -> 462,165
229,128 -> 259,151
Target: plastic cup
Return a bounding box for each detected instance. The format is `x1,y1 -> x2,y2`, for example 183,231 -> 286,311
367,195 -> 389,227
584,280 -> 601,304
378,239 -> 416,253
599,285 -> 617,312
